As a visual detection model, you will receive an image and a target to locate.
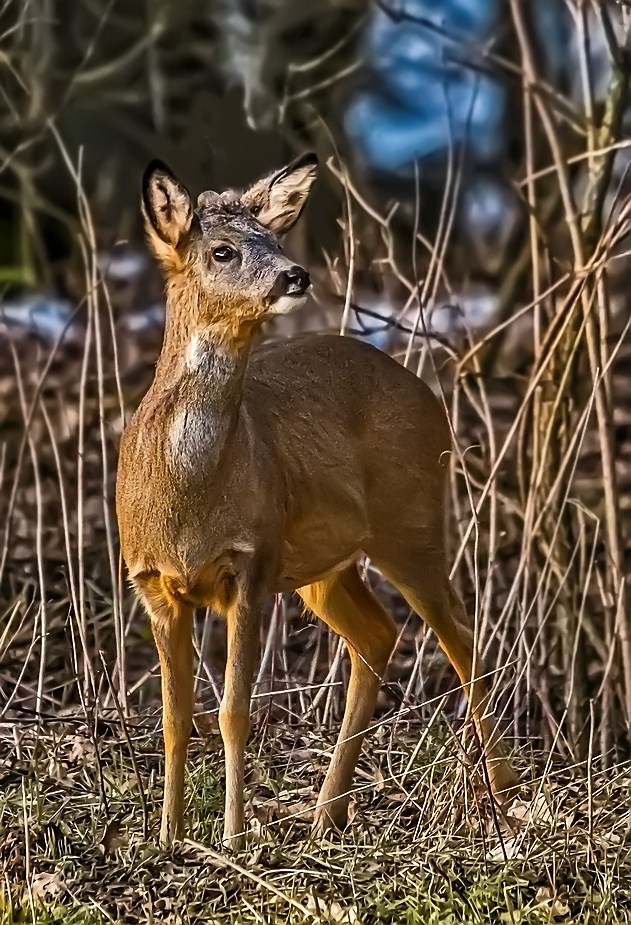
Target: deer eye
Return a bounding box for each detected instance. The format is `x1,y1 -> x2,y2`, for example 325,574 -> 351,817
211,245 -> 236,263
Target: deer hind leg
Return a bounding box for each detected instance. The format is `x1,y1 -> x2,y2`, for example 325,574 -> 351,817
137,576 -> 194,847
380,558 -> 519,805
298,564 -> 397,834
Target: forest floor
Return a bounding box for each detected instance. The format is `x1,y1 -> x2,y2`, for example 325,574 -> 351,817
2,715 -> 630,924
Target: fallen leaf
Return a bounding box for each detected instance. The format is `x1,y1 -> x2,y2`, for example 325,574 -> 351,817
510,793 -> 554,826
535,887 -> 570,917
31,870 -> 64,900
488,835 -> 524,861
305,894 -> 359,923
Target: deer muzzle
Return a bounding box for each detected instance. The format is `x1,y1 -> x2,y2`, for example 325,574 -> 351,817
265,265 -> 311,313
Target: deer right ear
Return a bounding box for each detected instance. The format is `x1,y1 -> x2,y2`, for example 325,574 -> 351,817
141,161 -> 194,266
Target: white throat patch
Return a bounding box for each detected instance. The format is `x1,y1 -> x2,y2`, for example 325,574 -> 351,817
185,332 -> 211,372
271,294 -> 307,316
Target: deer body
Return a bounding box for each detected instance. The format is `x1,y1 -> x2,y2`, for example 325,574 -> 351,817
116,154 -> 518,849
120,332 -> 446,596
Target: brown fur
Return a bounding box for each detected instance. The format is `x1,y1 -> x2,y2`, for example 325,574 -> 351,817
116,156 -> 519,850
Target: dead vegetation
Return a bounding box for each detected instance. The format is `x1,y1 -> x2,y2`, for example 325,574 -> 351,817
2,721 -> 631,923
2,0 -> 631,922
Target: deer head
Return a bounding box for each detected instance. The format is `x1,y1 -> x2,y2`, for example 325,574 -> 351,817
141,153 -> 318,341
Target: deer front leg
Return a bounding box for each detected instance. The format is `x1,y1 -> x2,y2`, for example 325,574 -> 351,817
142,588 -> 194,848
219,590 -> 260,850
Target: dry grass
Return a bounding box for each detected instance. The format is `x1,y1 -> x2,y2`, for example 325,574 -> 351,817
3,1 -> 631,922
2,717 -> 631,924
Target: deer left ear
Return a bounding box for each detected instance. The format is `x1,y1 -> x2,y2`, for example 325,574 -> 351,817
242,152 -> 318,235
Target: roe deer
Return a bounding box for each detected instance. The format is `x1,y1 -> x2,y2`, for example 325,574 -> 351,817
116,153 -> 519,849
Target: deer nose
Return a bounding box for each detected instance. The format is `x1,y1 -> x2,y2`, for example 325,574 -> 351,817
282,265 -> 310,296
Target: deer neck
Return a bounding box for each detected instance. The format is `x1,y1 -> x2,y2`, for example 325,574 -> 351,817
157,283 -> 256,420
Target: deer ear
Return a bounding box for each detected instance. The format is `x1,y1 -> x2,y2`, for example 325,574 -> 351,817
141,160 -> 194,266
242,152 -> 318,235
